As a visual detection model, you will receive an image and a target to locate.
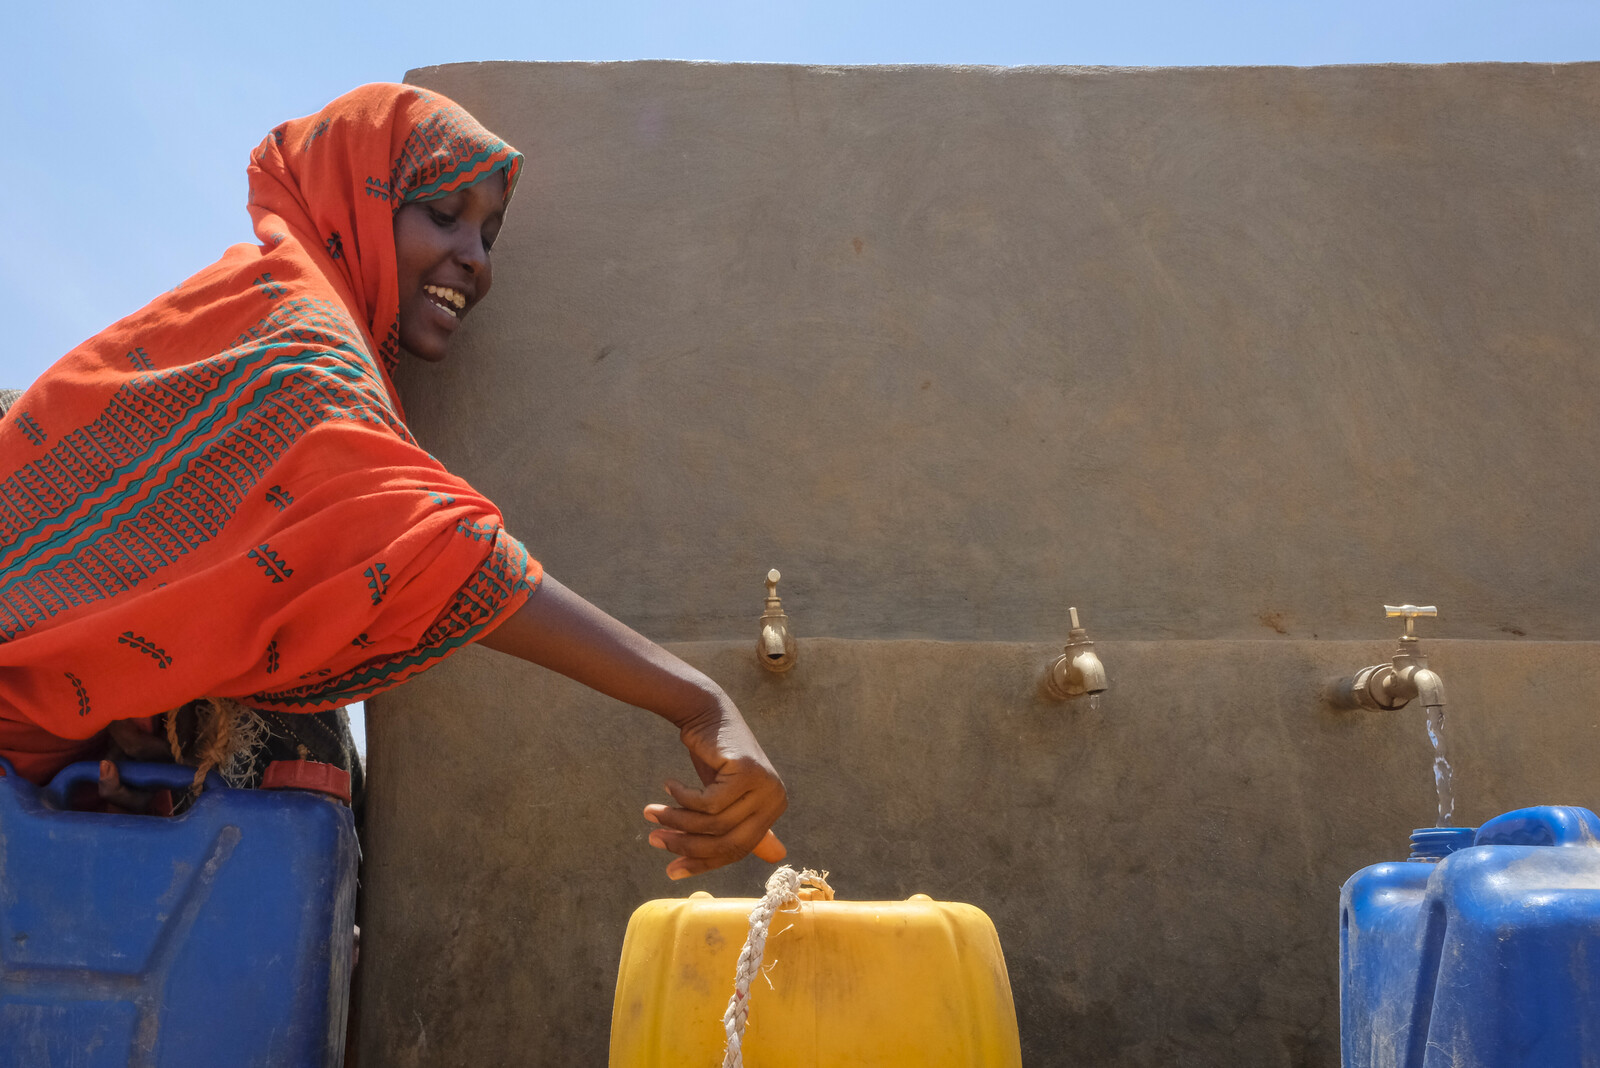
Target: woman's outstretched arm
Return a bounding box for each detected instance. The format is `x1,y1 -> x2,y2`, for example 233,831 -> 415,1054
478,574 -> 787,878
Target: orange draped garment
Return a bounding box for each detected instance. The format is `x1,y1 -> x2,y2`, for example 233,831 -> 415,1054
0,84 -> 541,783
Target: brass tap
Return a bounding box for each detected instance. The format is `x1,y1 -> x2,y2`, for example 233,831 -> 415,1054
757,569 -> 797,673
1332,604 -> 1447,712
1045,607 -> 1108,700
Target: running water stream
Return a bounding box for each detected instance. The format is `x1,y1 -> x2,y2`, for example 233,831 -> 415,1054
1426,703 -> 1455,826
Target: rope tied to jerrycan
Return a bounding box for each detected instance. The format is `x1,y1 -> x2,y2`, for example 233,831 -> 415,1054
721,865 -> 834,1068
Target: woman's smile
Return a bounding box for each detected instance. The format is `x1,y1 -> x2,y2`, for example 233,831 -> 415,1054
424,284 -> 468,317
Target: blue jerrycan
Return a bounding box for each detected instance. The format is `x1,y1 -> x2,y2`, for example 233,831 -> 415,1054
1340,806 -> 1600,1068
0,757 -> 358,1067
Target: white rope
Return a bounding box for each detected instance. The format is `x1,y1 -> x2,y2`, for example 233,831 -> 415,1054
720,865 -> 832,1068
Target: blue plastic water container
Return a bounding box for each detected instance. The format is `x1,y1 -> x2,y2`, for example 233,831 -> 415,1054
1340,806 -> 1600,1068
0,757 -> 358,1067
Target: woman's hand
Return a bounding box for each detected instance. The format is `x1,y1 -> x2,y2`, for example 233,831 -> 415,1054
643,696 -> 788,879
97,718 -> 175,813
480,574 -> 788,878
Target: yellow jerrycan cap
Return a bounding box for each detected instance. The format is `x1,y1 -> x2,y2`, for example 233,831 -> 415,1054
609,870 -> 1022,1067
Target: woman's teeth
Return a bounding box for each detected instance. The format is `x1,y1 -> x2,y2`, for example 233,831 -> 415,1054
424,284 -> 466,317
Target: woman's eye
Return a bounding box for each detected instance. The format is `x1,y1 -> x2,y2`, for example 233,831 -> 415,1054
429,208 -> 456,226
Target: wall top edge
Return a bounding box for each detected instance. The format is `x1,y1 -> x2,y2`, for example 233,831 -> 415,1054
404,59 -> 1600,83
654,636 -> 1600,654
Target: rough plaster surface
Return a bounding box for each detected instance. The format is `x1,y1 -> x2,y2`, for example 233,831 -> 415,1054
396,60 -> 1600,643
361,639 -> 1600,1066
357,62 -> 1600,1066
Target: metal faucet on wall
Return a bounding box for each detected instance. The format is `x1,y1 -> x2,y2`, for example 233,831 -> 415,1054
1330,604 -> 1454,827
1043,607 -> 1108,702
1330,605 -> 1447,714
757,569 -> 797,673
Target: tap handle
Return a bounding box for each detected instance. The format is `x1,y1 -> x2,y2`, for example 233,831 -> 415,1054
1065,605 -> 1091,644
1384,604 -> 1437,638
766,569 -> 780,597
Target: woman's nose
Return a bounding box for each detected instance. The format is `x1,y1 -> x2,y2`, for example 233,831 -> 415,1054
456,235 -> 490,273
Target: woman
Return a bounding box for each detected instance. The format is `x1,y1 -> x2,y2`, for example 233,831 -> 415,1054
0,84 -> 785,879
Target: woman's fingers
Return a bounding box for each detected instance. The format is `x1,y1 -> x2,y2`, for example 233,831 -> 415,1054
645,788 -> 761,834
643,769 -> 787,876
98,759 -> 121,796
662,775 -> 738,815
646,803 -> 771,855
660,829 -> 785,879
649,818 -> 774,876
97,759 -> 153,812
666,856 -> 719,880
652,763 -> 785,835
648,817 -> 764,859
662,753 -> 786,820
646,802 -> 788,861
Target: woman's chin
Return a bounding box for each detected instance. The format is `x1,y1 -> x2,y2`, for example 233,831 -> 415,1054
403,345 -> 450,364
397,333 -> 452,363
397,306 -> 460,363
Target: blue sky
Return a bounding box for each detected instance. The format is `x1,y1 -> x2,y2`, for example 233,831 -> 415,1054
2,0 -> 1597,386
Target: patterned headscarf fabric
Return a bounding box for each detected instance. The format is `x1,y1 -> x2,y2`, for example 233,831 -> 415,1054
0,84 -> 540,783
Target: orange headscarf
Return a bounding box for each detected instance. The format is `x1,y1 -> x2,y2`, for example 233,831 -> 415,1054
0,84 -> 540,783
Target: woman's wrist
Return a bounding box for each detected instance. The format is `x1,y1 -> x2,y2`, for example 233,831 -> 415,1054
669,683 -> 739,735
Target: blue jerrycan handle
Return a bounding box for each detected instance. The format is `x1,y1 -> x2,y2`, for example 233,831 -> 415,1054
1473,805 -> 1600,847
41,760 -> 227,809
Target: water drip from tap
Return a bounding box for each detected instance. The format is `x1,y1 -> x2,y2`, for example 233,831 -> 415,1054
1425,703 -> 1454,827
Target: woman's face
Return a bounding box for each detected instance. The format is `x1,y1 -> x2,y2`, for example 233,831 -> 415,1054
392,170 -> 507,362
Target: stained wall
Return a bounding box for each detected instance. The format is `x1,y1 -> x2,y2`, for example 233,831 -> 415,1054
357,62 -> 1600,1066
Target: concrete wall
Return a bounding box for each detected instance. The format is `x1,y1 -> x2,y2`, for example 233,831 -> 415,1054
357,62 -> 1600,1066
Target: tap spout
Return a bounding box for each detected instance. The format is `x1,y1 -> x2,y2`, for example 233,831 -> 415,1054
1045,607 -> 1108,700
760,621 -> 788,658
1388,636 -> 1444,707
1052,647 -> 1107,697
1410,666 -> 1445,709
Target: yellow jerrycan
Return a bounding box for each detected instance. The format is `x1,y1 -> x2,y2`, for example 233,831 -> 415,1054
609,869 -> 1023,1067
